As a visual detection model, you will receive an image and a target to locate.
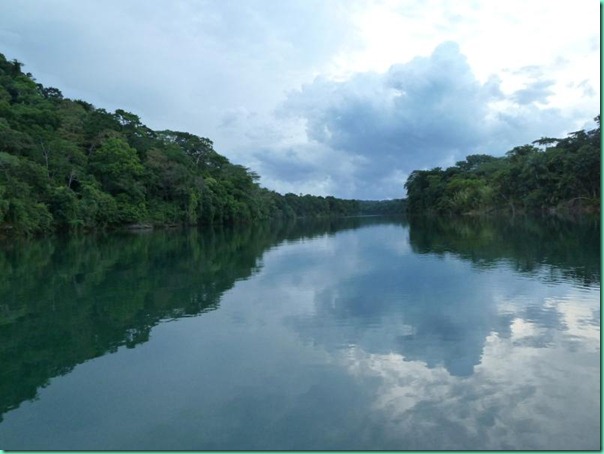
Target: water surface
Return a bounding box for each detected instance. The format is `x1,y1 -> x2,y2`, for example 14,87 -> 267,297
0,216 -> 600,450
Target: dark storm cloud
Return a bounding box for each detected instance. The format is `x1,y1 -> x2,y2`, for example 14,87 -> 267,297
269,41 -> 574,199
284,42 -> 498,168
253,149 -> 319,186
512,79 -> 555,105
0,1 -> 593,200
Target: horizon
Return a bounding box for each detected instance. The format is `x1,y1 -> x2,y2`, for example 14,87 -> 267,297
0,0 -> 599,199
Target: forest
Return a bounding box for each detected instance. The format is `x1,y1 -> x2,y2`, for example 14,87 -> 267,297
404,117 -> 600,216
0,53 -> 403,235
0,51 -> 599,236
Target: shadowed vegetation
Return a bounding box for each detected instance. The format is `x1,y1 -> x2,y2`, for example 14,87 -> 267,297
404,118 -> 600,216
0,53 -> 374,236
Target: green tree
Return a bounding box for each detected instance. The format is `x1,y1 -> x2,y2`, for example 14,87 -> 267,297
88,136 -> 146,223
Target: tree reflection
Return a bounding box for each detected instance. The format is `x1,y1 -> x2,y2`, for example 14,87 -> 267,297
292,215 -> 599,378
0,217 -> 403,420
1,214 -> 598,420
408,215 -> 600,287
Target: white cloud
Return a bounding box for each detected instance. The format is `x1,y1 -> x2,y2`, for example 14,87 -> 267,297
266,41 -> 588,198
0,0 -> 598,199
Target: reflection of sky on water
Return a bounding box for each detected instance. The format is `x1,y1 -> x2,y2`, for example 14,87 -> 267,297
250,223 -> 600,449
265,225 -> 597,374
0,221 -> 599,450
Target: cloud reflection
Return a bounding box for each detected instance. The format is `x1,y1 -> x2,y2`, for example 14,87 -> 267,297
261,219 -> 600,449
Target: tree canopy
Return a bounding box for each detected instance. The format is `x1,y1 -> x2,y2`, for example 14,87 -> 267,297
0,53 -> 369,235
0,51 -> 597,235
404,117 -> 600,216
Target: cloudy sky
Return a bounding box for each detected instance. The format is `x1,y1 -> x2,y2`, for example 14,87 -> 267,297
0,0 -> 599,199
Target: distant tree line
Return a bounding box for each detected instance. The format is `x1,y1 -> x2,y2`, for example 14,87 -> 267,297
357,199 -> 407,215
1,51 -> 597,235
404,117 -> 600,216
0,53 -> 390,236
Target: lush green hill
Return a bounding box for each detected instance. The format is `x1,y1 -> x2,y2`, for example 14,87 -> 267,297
0,53 -> 364,235
1,52 -> 597,235
404,118 -> 600,216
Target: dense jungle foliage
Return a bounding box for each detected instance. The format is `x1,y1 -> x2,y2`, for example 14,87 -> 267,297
404,117 -> 601,216
0,52 -> 598,235
0,53 -> 404,235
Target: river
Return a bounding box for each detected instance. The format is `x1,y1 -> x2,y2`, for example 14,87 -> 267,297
0,215 -> 600,450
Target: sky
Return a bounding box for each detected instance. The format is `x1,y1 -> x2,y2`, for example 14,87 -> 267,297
0,0 -> 599,200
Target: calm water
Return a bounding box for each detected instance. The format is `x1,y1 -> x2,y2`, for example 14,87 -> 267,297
0,216 -> 600,450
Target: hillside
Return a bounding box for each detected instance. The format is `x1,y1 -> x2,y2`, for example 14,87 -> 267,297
1,53 -> 395,235
404,118 -> 600,216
